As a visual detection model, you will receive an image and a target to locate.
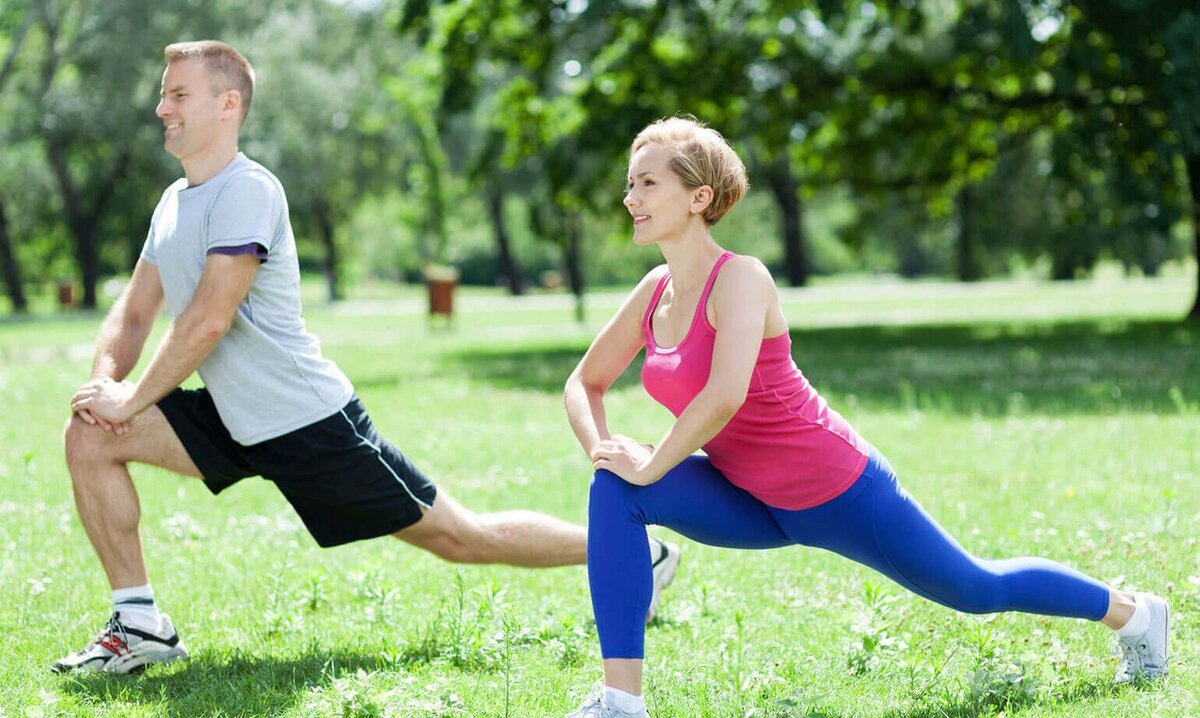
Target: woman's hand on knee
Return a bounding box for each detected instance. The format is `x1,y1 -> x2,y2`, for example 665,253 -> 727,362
593,435 -> 657,486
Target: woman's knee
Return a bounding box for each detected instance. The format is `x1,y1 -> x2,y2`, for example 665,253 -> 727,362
588,469 -> 639,517
935,569 -> 1005,615
589,468 -> 633,498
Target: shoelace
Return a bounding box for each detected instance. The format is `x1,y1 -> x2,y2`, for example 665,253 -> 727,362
1114,639 -> 1144,677
570,684 -> 605,715
95,613 -> 131,658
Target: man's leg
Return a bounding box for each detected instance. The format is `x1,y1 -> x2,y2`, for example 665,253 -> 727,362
393,490 -> 587,567
57,408 -> 198,673
63,408 -> 201,591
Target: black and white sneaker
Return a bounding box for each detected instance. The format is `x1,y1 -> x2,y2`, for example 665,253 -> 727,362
646,538 -> 680,623
52,612 -> 189,674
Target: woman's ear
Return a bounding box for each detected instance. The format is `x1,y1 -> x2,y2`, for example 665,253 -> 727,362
690,185 -> 714,217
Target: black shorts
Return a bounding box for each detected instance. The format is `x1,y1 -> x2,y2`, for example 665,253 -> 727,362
157,388 -> 438,547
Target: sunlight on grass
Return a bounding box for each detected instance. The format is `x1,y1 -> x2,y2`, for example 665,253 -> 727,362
0,276 -> 1195,717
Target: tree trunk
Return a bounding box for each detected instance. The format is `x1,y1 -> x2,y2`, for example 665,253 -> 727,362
765,161 -> 808,287
1050,254 -> 1076,281
956,184 -> 982,281
563,208 -> 584,323
0,200 -> 28,313
69,217 -> 99,310
313,197 -> 340,302
1188,154 -> 1199,321
487,184 -> 524,296
42,128 -> 130,310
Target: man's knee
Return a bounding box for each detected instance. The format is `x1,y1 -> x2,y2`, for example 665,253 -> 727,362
63,414 -> 115,470
398,501 -> 492,564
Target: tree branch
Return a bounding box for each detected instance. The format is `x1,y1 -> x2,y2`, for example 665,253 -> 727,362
0,9 -> 34,91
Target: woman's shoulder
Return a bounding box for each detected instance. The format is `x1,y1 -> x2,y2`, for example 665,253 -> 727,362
718,254 -> 775,290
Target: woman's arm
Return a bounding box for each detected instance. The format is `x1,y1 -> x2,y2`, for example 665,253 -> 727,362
565,267 -> 668,460
592,257 -> 776,485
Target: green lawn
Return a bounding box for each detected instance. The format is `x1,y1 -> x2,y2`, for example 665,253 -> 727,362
0,274 -> 1196,717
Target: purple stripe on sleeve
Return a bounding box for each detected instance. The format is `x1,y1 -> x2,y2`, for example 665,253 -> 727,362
208,242 -> 268,263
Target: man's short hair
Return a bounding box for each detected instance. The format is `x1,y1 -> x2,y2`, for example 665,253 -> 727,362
164,40 -> 255,124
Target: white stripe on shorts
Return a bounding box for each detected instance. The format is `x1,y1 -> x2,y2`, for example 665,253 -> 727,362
339,410 -> 433,510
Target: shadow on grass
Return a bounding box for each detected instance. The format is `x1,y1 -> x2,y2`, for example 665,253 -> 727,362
443,319 -> 1200,416
876,672 -> 1156,718
58,648 -> 390,718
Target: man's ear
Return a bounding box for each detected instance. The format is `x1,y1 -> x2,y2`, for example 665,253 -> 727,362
221,90 -> 242,120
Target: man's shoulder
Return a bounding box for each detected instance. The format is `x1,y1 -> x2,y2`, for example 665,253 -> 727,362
226,155 -> 285,190
157,177 -> 188,200
215,156 -> 287,204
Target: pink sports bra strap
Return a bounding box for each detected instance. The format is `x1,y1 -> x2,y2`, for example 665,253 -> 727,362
695,252 -> 737,324
642,272 -> 673,334
641,251 -> 737,338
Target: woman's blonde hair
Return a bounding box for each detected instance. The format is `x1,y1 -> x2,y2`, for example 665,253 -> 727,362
164,40 -> 255,125
631,116 -> 749,225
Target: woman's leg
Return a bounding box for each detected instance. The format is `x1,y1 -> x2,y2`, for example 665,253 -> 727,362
587,456 -> 791,684
771,451 -> 1111,621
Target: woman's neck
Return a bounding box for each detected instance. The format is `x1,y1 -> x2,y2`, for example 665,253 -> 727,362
658,226 -> 725,293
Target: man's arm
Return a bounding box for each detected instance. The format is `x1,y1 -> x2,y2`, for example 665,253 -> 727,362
74,260 -> 164,432
72,253 -> 260,429
90,259 -> 166,383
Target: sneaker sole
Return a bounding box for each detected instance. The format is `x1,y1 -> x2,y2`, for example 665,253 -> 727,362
53,641 -> 189,675
107,642 -> 190,675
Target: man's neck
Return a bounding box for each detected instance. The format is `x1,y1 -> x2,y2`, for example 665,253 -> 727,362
182,141 -> 240,187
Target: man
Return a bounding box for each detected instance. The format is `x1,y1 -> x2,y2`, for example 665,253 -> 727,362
55,40 -> 679,674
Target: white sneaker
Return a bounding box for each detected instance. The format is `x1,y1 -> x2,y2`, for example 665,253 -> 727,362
565,681 -> 650,718
646,538 -> 680,623
52,612 -> 189,674
1114,593 -> 1170,683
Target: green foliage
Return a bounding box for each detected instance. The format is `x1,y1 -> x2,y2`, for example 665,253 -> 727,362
2,1 -> 1198,311
846,583 -> 907,676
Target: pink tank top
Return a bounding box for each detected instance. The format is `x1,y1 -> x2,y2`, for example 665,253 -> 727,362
640,252 -> 869,510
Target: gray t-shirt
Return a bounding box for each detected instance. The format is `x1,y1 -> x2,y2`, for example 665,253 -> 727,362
141,153 -> 353,445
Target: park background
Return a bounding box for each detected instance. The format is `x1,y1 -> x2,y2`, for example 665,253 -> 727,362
0,1 -> 1197,716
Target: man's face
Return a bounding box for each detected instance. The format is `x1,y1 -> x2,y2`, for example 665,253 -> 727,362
154,58 -> 231,162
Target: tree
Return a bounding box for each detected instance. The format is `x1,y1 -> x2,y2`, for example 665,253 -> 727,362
6,1 -> 303,310
0,3 -> 33,312
17,0 -> 270,308
1055,2 -> 1199,316
247,0 -> 410,301
27,0 -> 166,309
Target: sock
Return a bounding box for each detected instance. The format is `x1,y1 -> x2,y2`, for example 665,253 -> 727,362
604,686 -> 646,714
1116,594 -> 1150,638
112,584 -> 161,633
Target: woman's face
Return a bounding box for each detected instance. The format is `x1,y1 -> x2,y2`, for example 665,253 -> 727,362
624,144 -> 700,246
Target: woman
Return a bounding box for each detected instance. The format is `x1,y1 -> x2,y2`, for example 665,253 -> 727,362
562,117 -> 1170,718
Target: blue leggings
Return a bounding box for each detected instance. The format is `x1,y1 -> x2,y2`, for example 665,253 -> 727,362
587,450 -> 1111,658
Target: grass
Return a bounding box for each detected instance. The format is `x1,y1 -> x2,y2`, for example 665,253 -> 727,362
0,273 -> 1196,717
